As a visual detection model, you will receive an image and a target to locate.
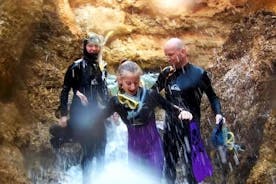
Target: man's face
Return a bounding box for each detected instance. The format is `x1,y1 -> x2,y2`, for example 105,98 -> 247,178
164,46 -> 187,69
85,43 -> 101,54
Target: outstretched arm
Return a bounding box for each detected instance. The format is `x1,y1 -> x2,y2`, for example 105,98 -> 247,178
150,90 -> 193,121
95,97 -> 117,125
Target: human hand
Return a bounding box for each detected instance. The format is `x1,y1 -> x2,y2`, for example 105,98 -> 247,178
112,112 -> 121,126
76,90 -> 88,106
215,114 -> 225,125
59,116 -> 68,127
178,111 -> 193,121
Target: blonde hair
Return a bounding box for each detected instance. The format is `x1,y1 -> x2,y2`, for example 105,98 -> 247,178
117,60 -> 143,77
116,60 -> 143,92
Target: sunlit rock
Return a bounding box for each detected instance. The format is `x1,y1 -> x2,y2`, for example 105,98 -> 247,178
0,0 -> 275,183
202,10 -> 275,184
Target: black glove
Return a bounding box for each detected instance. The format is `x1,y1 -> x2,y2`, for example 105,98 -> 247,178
152,66 -> 175,91
158,66 -> 175,82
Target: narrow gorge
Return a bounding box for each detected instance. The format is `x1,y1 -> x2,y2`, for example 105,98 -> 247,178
0,0 -> 275,183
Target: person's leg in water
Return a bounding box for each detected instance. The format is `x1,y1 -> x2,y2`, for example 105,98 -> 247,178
163,120 -> 198,184
80,138 -> 106,184
80,118 -> 106,184
184,126 -> 197,184
95,139 -> 106,172
163,129 -> 179,184
179,120 -> 197,184
81,141 -> 95,184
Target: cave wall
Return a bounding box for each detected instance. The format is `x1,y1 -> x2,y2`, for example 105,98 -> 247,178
200,11 -> 276,184
0,0 -> 44,183
0,0 -> 275,183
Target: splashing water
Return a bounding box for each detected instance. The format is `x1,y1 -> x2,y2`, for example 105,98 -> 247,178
62,160 -> 162,184
59,113 -> 163,184
27,73 -> 160,184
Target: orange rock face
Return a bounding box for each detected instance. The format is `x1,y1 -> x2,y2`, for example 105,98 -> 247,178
0,0 -> 275,183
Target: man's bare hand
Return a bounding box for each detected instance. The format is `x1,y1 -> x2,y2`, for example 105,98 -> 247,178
76,90 -> 88,106
178,111 -> 193,121
59,116 -> 68,127
215,114 -> 225,125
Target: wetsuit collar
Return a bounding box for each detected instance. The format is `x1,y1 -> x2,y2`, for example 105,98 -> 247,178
83,54 -> 98,65
175,62 -> 190,74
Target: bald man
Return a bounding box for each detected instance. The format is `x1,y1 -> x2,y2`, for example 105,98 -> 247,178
152,38 -> 224,184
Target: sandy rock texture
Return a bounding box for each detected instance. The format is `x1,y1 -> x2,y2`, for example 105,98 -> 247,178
0,0 -> 275,183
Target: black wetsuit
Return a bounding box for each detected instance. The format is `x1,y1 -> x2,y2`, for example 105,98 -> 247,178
152,63 -> 222,184
50,48 -> 109,175
98,88 -> 177,177
101,88 -> 175,126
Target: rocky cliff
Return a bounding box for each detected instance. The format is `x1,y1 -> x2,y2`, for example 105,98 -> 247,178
0,0 -> 275,183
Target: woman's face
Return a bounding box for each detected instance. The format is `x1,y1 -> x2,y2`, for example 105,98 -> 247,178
119,71 -> 140,96
85,43 -> 101,54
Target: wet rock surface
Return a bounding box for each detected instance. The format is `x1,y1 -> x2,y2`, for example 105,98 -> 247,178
0,0 -> 275,183
202,10 -> 276,184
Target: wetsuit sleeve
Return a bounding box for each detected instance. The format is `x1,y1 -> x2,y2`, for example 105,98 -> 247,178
149,90 -> 180,113
151,73 -> 165,92
95,97 -> 116,124
101,97 -> 116,118
152,66 -> 176,92
60,65 -> 73,116
93,64 -> 110,106
99,80 -> 110,105
201,72 -> 222,115
151,68 -> 171,92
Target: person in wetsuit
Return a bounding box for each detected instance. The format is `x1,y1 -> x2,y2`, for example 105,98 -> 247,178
95,60 -> 193,180
152,38 -> 224,184
49,34 -> 109,183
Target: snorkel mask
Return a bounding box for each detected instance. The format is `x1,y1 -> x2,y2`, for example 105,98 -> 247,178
118,93 -> 139,110
117,88 -> 146,113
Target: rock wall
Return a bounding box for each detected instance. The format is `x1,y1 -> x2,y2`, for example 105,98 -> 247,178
200,11 -> 275,184
0,0 -> 43,100
0,0 -> 275,183
0,0 -> 43,183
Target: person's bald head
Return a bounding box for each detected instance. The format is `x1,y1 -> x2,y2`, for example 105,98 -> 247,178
164,38 -> 185,50
164,38 -> 188,69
